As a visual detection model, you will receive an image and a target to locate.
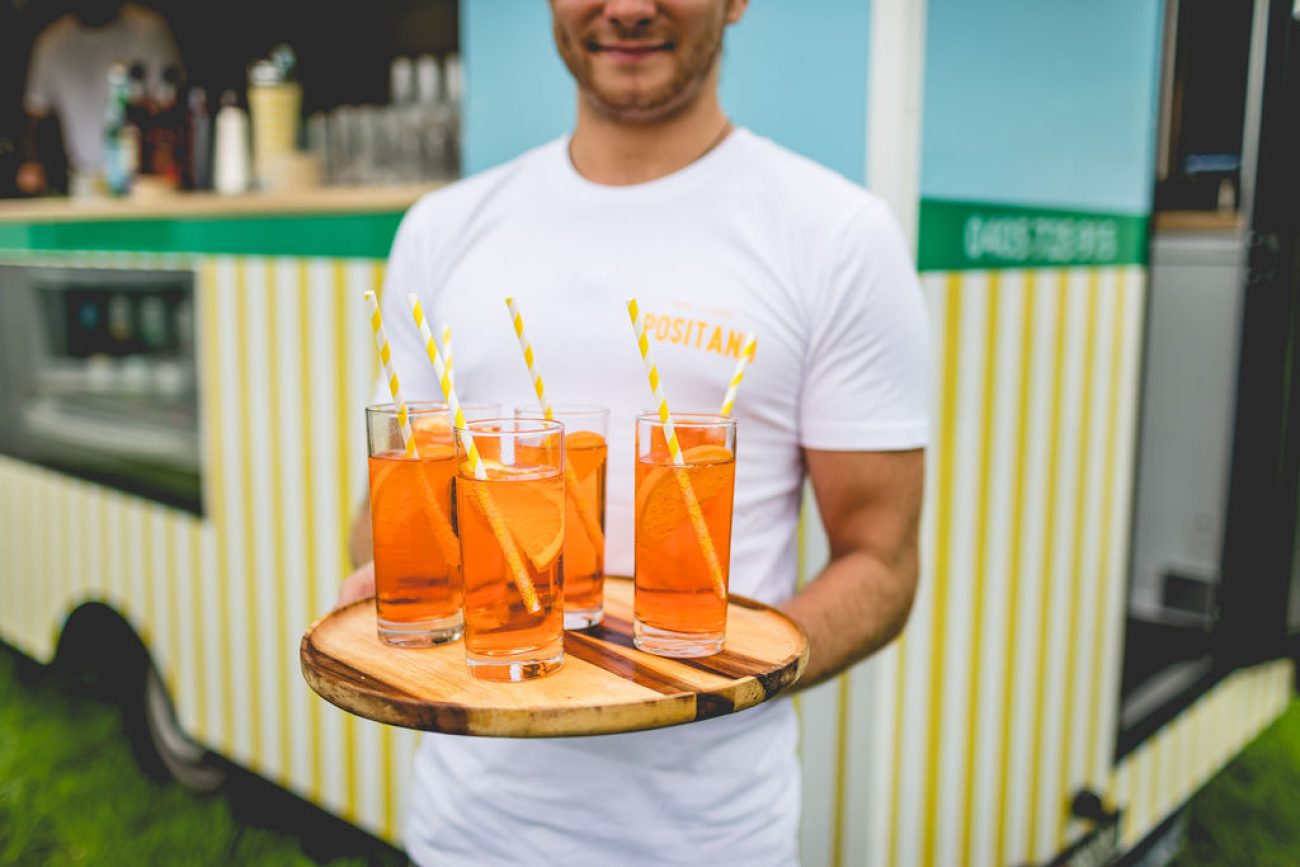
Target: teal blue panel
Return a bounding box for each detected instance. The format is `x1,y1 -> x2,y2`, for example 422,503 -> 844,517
921,0 -> 1165,213
462,1 -> 871,183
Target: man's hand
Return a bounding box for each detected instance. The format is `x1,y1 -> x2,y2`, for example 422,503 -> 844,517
16,161 -> 46,195
337,560 -> 375,608
781,448 -> 924,689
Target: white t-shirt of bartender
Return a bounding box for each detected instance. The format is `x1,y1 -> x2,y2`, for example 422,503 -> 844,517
377,128 -> 930,867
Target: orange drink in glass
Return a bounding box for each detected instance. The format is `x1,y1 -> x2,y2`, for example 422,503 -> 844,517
516,405 -> 608,628
365,402 -> 494,647
634,413 -> 737,657
455,417 -> 566,681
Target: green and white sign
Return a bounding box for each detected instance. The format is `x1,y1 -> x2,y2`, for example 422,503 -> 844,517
918,199 -> 1149,272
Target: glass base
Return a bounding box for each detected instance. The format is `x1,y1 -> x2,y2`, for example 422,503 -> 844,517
633,620 -> 724,658
466,650 -> 564,682
564,606 -> 604,630
377,612 -> 463,648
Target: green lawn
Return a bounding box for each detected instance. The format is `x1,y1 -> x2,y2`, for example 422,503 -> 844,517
1174,695 -> 1300,866
1,640 -> 1296,865
0,645 -> 404,866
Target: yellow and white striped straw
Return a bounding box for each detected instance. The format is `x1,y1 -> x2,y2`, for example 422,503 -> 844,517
504,297 -> 605,551
441,323 -> 456,391
409,295 -> 481,478
364,291 -> 419,459
627,298 -> 682,462
505,297 -> 553,418
408,293 -> 540,612
626,298 -> 727,597
718,332 -> 757,416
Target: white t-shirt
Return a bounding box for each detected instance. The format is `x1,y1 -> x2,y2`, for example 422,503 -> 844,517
378,128 -> 930,867
23,5 -> 181,173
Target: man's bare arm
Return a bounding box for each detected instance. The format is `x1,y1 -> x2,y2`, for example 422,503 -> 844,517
17,112 -> 51,195
337,498 -> 376,607
348,495 -> 372,569
781,448 -> 924,689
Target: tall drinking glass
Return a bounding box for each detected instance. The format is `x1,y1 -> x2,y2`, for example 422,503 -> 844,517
365,401 -> 495,647
455,417 -> 566,681
515,405 -> 608,628
634,413 -> 737,657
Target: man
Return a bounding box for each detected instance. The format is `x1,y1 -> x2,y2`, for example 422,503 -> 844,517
19,0 -> 181,194
341,1 -> 928,863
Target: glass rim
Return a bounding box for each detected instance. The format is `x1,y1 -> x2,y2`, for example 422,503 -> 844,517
455,416 -> 565,438
635,411 -> 735,429
366,400 -> 498,417
513,403 -> 609,419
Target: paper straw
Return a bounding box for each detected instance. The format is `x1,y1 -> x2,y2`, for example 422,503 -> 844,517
505,297 -> 606,552
718,332 -> 757,417
364,291 -> 459,567
408,293 -> 540,612
365,291 -> 419,459
441,323 -> 456,391
626,298 -> 727,597
505,297 -> 553,418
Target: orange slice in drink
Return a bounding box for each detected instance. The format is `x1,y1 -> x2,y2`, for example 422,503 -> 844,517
415,442 -> 455,462
635,446 -> 734,544
491,474 -> 566,572
681,443 -> 733,465
368,455 -> 403,503
411,416 -> 454,450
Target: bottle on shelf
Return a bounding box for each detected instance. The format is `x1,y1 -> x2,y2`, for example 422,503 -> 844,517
102,62 -> 139,196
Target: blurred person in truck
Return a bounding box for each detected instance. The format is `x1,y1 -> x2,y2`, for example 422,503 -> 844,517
17,0 -> 181,195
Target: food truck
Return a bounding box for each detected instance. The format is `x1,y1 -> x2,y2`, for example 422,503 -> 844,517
1,1 -> 1297,864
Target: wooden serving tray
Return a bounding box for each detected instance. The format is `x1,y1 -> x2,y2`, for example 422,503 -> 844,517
300,577 -> 808,738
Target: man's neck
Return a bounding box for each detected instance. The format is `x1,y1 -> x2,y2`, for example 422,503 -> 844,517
568,84 -> 732,187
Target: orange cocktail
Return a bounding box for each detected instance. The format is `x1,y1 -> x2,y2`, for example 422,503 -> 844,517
517,405 -> 608,628
455,418 -> 566,681
366,402 -> 465,647
634,413 -> 737,657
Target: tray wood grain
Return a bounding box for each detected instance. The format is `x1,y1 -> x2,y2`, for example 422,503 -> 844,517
300,577 -> 808,737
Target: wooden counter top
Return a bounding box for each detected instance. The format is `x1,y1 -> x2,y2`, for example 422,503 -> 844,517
1153,210 -> 1244,233
0,183 -> 444,224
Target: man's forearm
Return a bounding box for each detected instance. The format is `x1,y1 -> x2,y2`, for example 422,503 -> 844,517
780,549 -> 917,690
348,497 -> 372,569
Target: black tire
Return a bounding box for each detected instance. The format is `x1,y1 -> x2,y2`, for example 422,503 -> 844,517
56,603 -> 227,793
135,662 -> 227,794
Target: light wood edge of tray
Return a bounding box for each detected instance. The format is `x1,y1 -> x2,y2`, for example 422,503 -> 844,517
300,593 -> 810,738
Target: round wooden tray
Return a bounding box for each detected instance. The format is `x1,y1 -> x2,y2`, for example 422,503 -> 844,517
300,577 -> 808,738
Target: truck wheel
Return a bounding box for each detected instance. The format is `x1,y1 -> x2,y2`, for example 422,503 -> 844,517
57,603 -> 228,794
136,662 -> 227,794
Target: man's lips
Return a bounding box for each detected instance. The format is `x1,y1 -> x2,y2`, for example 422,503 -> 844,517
587,40 -> 674,61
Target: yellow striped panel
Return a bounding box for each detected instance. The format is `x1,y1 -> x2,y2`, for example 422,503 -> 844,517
1109,658 -> 1294,850
199,259 -> 235,755
921,273 -> 963,866
1051,270 -> 1101,846
957,270 -> 1003,865
333,259 -> 360,822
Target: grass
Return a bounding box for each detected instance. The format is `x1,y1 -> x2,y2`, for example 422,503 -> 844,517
1,638 -> 1295,866
0,645 -> 404,866
1174,696 -> 1300,866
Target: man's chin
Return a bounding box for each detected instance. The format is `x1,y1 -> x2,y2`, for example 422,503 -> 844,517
583,85 -> 693,125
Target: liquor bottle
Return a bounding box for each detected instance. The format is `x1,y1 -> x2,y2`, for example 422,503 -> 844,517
188,87 -> 212,190
147,65 -> 183,187
103,63 -> 138,196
